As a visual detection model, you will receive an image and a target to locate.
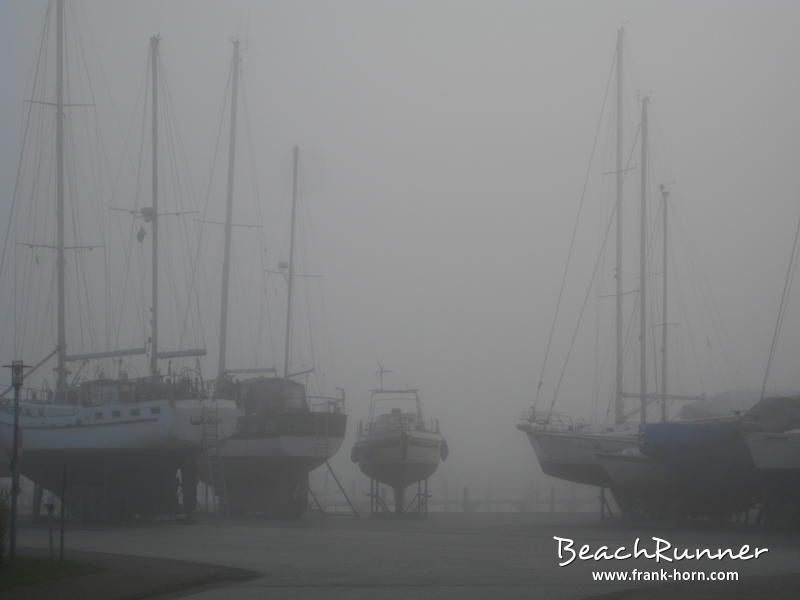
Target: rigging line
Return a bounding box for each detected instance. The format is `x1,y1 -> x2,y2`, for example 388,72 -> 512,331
159,82 -> 189,346
0,0 -> 52,289
760,211 -> 800,400
69,3 -> 114,346
110,54 -> 149,212
298,164 -> 331,391
158,54 -> 204,351
676,199 -> 739,379
533,42 -> 616,410
241,83 -> 271,370
240,75 -> 269,368
548,191 -> 617,418
672,192 -> 734,393
73,0 -> 138,190
587,125 -> 646,414
67,134 -> 96,352
112,54 -> 150,348
177,54 -> 232,349
299,216 -> 320,389
598,123 -> 643,418
113,220 -> 137,348
240,77 -> 278,368
670,218 -> 706,395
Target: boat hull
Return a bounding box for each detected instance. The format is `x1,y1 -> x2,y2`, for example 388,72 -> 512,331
353,430 -> 443,489
0,397 -> 239,520
200,411 -> 347,516
746,431 -> 800,471
517,424 -> 637,487
596,451 -> 673,489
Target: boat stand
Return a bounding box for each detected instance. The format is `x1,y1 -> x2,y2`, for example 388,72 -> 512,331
599,487 -> 615,520
404,479 -> 430,516
368,479 -> 391,514
310,461 -> 360,517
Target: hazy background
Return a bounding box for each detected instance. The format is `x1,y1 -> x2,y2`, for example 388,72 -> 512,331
1,0 -> 799,504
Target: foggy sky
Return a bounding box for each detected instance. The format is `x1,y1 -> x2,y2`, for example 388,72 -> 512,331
2,0 -> 800,498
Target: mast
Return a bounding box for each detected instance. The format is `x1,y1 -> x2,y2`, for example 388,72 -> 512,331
660,183 -> 669,422
614,27 -> 624,425
639,95 -> 649,423
217,39 -> 240,381
283,146 -> 299,378
149,35 -> 160,378
56,0 -> 66,394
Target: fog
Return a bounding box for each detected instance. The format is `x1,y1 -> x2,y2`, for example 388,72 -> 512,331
2,0 -> 800,504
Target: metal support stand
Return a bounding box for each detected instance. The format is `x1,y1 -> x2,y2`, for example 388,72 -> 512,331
322,460 -> 359,517
405,479 -> 430,516
59,464 -> 67,561
32,483 -> 44,523
308,486 -> 325,513
600,487 -> 615,520
369,479 -> 390,514
202,401 -> 228,517
4,360 -> 29,558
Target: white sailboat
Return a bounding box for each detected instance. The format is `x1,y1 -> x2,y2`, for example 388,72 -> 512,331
0,4 -> 237,521
518,30 -> 703,491
518,29 -> 640,487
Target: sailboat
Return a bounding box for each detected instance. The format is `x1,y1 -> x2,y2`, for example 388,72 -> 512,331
0,3 -> 238,521
351,371 -> 448,514
517,31 -> 704,492
517,29 -> 641,488
199,41 -> 346,517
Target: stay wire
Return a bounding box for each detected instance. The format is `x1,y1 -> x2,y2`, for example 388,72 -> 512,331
760,211 -> 800,400
533,42 -> 616,411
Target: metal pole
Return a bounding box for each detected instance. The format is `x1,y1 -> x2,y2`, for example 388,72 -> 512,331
614,27 -> 625,425
639,96 -> 649,424
283,146 -> 299,378
149,35 -> 160,378
47,497 -> 54,560
660,184 -> 669,422
217,40 -> 240,381
56,0 -> 66,396
325,460 -> 359,517
59,464 -> 67,561
7,360 -> 24,558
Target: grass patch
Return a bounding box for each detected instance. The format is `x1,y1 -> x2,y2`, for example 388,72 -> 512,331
0,556 -> 104,591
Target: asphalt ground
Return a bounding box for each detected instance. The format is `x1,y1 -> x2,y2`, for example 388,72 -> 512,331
12,512 -> 800,599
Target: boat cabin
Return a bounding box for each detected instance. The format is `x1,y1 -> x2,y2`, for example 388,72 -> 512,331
238,377 -> 309,415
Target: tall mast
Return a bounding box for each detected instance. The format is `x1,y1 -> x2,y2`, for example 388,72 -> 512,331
639,95 -> 649,424
614,27 -> 624,425
149,35 -> 160,378
56,0 -> 66,394
660,184 -> 669,422
283,146 -> 299,378
217,40 -> 241,381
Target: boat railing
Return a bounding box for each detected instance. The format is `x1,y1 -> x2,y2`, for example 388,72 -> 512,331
308,395 -> 345,414
519,408 -> 582,432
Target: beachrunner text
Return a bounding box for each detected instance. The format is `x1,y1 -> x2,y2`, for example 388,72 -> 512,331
553,536 -> 768,567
